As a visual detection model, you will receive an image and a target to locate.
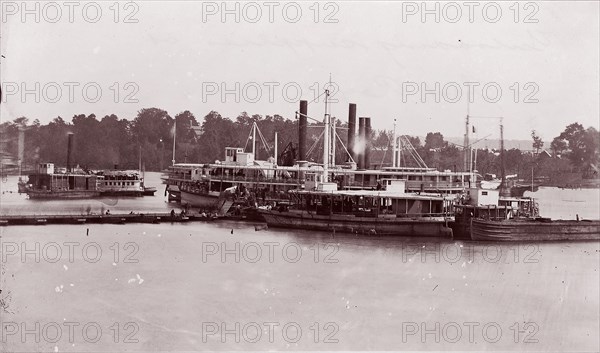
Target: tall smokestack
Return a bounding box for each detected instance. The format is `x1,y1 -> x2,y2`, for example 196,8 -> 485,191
298,100 -> 308,161
358,117 -> 366,169
347,103 -> 356,163
66,133 -> 74,173
365,117 -> 372,170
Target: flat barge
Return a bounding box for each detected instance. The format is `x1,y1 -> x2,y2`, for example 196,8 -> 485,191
0,213 -> 217,226
470,218 -> 600,241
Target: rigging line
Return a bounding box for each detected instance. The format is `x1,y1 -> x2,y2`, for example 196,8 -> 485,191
335,131 -> 355,164
243,125 -> 254,152
255,125 -> 271,153
401,135 -> 428,168
467,134 -> 493,148
379,146 -> 388,169
306,130 -> 325,159
413,148 -> 428,168
406,137 -> 428,168
378,131 -> 394,168
306,90 -> 328,106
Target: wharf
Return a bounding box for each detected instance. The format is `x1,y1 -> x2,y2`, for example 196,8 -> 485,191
0,212 -> 217,226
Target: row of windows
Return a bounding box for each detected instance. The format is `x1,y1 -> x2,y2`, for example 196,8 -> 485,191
104,181 -> 137,186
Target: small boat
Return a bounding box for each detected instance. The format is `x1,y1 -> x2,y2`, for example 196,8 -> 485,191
143,186 -> 157,196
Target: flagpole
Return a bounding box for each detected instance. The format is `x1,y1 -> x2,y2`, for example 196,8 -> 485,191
172,119 -> 176,166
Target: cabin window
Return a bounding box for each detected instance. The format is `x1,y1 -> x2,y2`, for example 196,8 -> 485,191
482,191 -> 488,195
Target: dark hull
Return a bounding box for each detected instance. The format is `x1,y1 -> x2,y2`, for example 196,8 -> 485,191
180,190 -> 220,208
99,190 -> 143,197
27,190 -> 101,199
27,190 -> 152,199
259,210 -> 453,237
143,187 -> 157,196
0,213 -> 217,226
470,218 -> 600,241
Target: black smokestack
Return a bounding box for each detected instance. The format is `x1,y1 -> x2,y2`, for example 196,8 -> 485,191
66,133 -> 73,173
365,117 -> 372,170
358,117 -> 366,169
298,100 -> 308,161
348,103 -> 356,163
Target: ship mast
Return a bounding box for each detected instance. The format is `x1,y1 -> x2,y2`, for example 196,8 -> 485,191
392,119 -> 398,168
138,145 -> 142,173
464,114 -> 470,172
322,88 -> 330,181
499,118 -> 507,195
252,121 -> 256,157
172,119 -> 176,166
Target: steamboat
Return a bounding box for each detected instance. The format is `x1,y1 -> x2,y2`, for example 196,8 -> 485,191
21,133 -> 156,199
259,176 -> 454,237
164,99 -> 476,211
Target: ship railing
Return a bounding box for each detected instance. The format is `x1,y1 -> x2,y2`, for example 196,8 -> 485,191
307,207 -> 452,218
209,175 -> 302,184
393,212 -> 450,218
345,181 -> 468,189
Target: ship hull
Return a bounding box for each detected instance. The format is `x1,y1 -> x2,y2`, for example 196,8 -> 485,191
99,190 -> 143,197
470,218 -> 600,241
259,210 -> 453,237
180,190 -> 220,208
27,190 -> 101,199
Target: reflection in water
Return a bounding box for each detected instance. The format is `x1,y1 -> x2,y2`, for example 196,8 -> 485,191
0,174 -> 598,351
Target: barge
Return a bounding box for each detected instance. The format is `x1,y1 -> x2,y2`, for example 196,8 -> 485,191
452,187 -> 600,241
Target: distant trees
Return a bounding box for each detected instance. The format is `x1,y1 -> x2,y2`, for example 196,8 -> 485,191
551,123 -> 599,168
424,132 -> 447,151
531,130 -> 544,154
1,111 -> 598,185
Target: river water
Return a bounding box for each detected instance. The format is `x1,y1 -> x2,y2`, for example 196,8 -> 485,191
0,173 -> 598,351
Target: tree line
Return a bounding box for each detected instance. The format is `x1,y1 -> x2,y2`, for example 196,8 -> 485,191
0,108 -> 598,185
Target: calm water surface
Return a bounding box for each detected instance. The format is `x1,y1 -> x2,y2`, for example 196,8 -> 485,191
1,174 -> 598,351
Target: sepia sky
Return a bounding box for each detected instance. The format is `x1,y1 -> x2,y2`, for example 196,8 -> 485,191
1,1 -> 598,141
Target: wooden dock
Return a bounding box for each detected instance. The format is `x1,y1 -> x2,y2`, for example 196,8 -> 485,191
0,213 -> 217,226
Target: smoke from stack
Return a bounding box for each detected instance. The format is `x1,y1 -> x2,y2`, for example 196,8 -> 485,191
66,133 -> 73,173
358,117 -> 366,169
347,103 -> 356,163
298,100 -> 308,161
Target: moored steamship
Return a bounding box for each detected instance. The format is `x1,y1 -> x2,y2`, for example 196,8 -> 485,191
259,176 -> 455,237
164,100 -> 476,210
